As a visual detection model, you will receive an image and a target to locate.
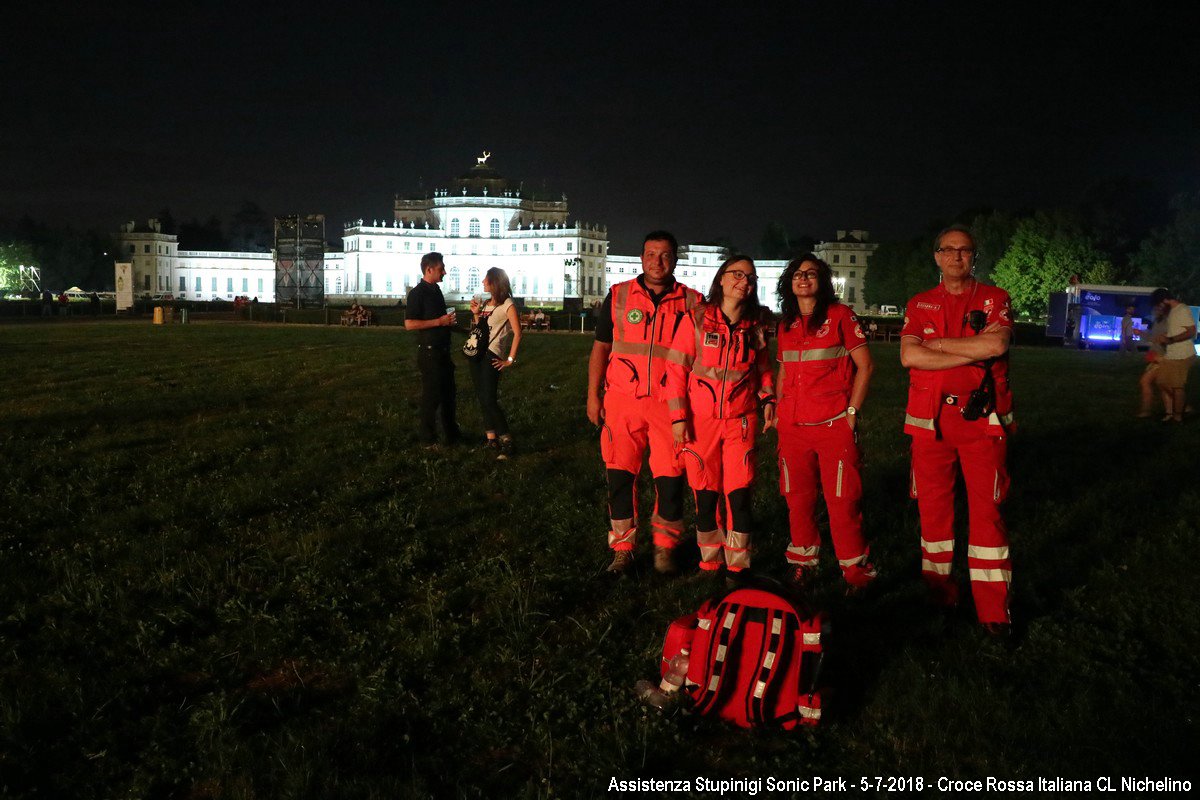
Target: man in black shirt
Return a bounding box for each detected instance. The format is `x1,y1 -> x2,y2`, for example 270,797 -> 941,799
405,252 -> 460,446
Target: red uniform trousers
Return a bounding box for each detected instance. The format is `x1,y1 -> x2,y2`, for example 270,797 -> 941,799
681,413 -> 757,571
601,392 -> 685,551
778,416 -> 875,587
910,405 -> 1011,624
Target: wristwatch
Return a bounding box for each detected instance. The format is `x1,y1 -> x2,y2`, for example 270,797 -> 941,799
506,356 -> 515,363
846,406 -> 858,417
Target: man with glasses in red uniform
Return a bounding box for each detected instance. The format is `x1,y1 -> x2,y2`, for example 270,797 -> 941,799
900,225 -> 1015,637
587,231 -> 704,575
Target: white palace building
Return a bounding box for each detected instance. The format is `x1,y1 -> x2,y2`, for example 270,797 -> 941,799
116,155 -> 875,314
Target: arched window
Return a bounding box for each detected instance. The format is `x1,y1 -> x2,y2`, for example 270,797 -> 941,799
468,218 -> 480,237
447,266 -> 460,292
449,218 -> 460,237
490,218 -> 500,237
468,267 -> 480,292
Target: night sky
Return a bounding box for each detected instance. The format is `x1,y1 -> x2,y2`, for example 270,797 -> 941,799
4,2 -> 1198,252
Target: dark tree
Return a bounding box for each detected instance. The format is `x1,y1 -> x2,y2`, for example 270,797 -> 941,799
179,216 -> 228,251
1132,192 -> 1200,302
229,201 -> 272,252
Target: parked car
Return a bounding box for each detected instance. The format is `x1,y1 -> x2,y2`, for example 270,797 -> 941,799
150,293 -> 174,302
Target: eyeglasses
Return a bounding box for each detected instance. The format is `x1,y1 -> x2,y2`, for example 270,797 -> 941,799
936,247 -> 975,257
794,270 -> 820,280
724,269 -> 757,284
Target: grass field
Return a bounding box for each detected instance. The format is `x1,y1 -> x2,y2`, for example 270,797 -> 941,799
1,320 -> 1197,798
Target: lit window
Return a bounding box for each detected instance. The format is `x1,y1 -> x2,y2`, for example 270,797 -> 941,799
490,219 -> 500,237
227,278 -> 233,292
258,278 -> 263,293
212,278 -> 217,292
386,280 -> 393,292
242,278 -> 248,292
469,218 -> 480,237
450,219 -> 460,237
195,277 -> 201,292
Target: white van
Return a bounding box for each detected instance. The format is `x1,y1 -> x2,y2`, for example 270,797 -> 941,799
879,305 -> 901,316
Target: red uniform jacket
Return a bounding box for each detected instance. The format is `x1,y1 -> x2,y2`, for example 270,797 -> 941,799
776,304 -> 867,425
664,304 -> 774,422
900,281 -> 1014,438
605,278 -> 704,400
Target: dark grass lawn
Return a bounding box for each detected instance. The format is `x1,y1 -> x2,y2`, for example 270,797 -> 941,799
1,320 -> 1197,798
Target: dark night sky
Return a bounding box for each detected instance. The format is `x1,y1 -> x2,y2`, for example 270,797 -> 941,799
3,1 -> 1198,252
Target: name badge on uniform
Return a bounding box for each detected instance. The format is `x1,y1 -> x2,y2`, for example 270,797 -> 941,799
704,331 -> 721,348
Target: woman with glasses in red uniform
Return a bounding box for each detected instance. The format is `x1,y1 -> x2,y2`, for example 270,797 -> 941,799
773,255 -> 877,591
664,255 -> 775,575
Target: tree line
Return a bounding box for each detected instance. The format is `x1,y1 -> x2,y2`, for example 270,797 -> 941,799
862,181 -> 1200,318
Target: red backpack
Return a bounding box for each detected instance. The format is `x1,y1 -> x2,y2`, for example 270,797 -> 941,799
660,586 -> 825,728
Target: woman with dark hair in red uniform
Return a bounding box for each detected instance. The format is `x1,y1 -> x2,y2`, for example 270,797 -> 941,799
774,254 -> 877,591
665,255 -> 775,574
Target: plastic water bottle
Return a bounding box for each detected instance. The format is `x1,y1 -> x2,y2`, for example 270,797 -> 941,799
634,679 -> 669,709
659,649 -> 690,693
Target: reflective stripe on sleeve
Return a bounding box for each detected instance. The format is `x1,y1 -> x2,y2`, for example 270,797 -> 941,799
921,538 -> 954,554
802,632 -> 821,646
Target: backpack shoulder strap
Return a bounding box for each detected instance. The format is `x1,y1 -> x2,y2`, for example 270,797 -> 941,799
692,601 -> 746,716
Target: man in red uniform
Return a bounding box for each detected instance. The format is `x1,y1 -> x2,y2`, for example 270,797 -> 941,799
587,231 -> 704,574
901,225 -> 1014,636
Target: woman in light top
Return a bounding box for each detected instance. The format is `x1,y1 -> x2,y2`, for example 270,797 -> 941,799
468,267 -> 522,460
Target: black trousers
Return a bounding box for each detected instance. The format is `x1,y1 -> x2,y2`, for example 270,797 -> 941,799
469,356 -> 510,436
417,346 -> 459,444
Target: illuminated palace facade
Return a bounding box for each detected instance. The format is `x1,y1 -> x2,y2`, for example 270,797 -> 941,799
116,156 -> 875,313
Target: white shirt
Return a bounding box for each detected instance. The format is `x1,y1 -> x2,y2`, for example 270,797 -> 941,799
1164,302 -> 1196,360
